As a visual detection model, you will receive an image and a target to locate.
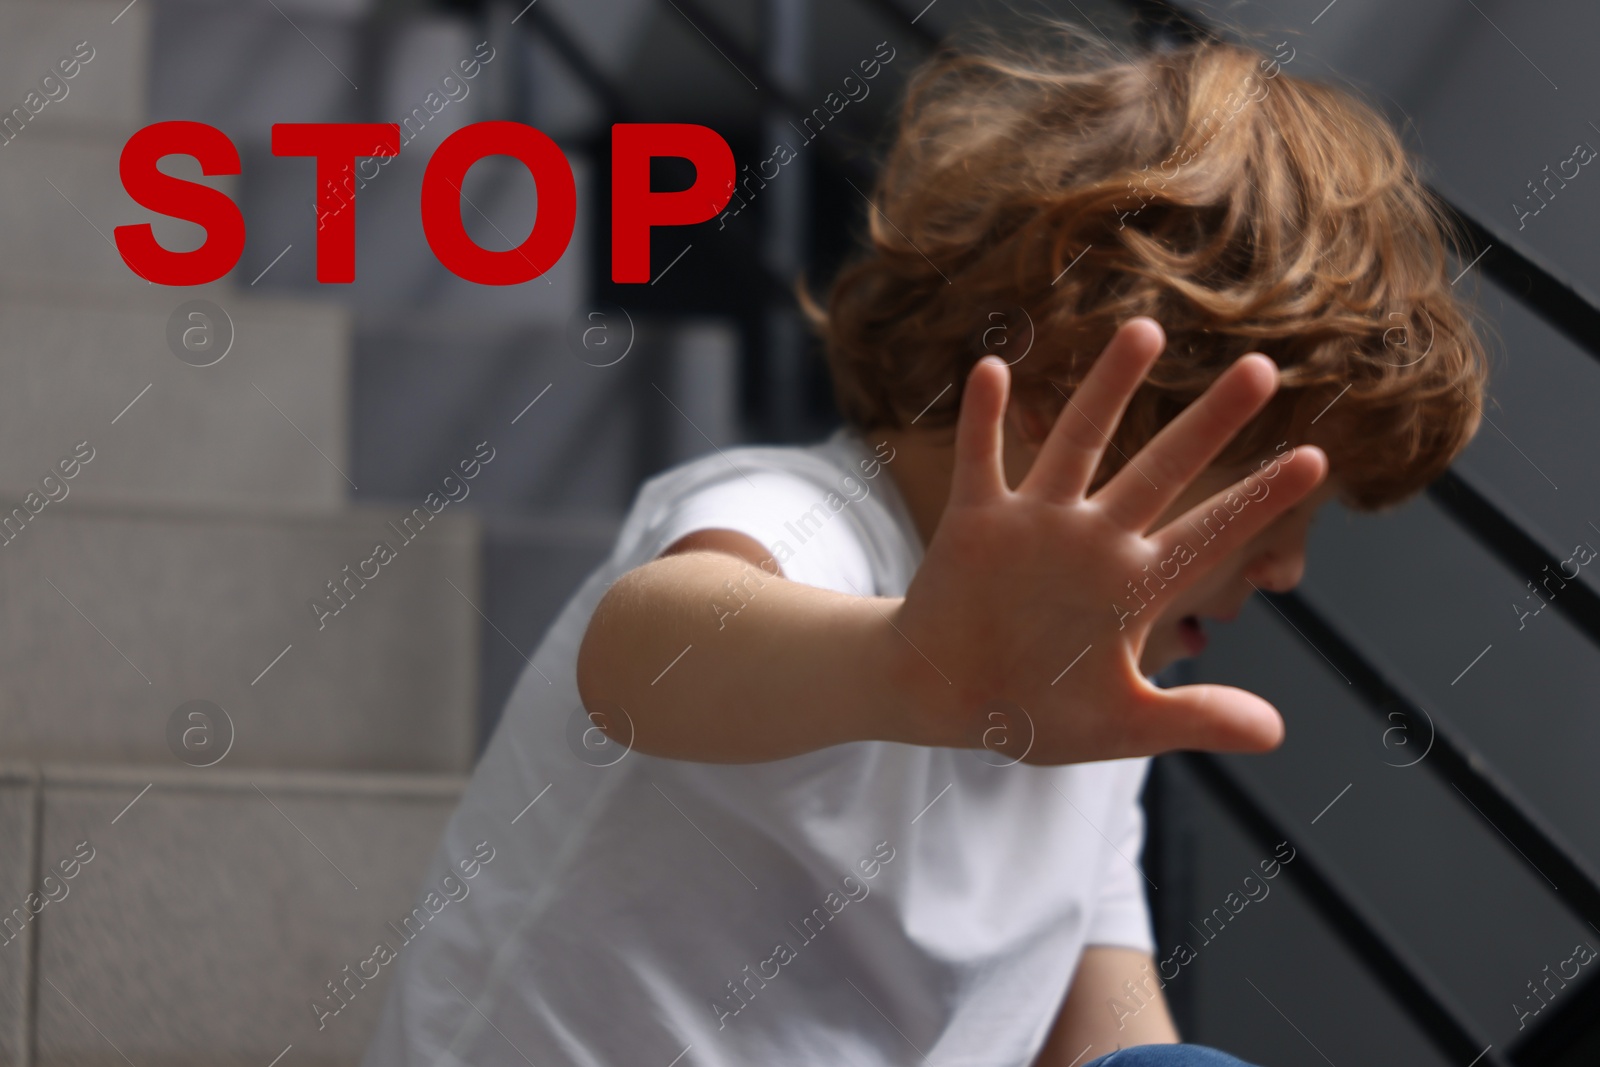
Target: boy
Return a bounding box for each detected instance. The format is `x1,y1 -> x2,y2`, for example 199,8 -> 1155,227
362,20 -> 1486,1067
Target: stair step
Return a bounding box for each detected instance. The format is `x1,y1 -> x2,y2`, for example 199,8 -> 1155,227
0,128 -> 235,293
24,763 -> 465,1067
0,1 -> 148,134
0,502 -> 481,774
0,285 -> 350,510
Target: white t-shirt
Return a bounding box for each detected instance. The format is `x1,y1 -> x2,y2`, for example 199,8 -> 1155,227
361,426 -> 1154,1067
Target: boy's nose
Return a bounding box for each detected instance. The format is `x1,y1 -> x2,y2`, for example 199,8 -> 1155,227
1244,549 -> 1306,593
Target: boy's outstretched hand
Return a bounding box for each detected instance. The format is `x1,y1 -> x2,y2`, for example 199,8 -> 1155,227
888,317 -> 1328,764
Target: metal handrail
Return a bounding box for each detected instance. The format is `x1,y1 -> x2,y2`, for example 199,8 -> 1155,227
1442,205 -> 1600,360
1180,751 -> 1510,1067
1259,589 -> 1600,1065
1428,470 -> 1600,653
508,4 -> 818,309
1263,589 -> 1600,925
651,0 -> 881,186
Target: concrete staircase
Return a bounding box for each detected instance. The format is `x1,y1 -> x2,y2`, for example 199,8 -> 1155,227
0,3 -> 503,1064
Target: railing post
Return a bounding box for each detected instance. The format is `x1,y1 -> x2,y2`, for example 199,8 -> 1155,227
762,0 -> 811,442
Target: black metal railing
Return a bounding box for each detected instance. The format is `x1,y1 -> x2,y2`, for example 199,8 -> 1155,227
1179,750 -> 1512,1067
1109,3 -> 1600,1065
1242,591 -> 1600,1067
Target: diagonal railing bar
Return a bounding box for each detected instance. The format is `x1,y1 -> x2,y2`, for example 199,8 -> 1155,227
508,9 -> 814,305
856,0 -> 938,47
1438,202 -> 1600,362
1264,588 -> 1600,927
1261,588 -> 1600,1066
514,3 -> 634,120
1180,751 -> 1511,1067
1428,469 -> 1600,654
1508,963 -> 1600,1066
648,0 -> 880,186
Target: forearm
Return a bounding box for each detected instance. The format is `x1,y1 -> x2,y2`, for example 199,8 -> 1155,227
576,550 -> 939,762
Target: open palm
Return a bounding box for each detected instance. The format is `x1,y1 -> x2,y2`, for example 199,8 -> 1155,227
890,317 -> 1328,764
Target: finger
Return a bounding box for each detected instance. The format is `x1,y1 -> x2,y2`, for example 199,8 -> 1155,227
948,355 -> 1012,507
1095,354 -> 1278,533
1129,682 -> 1285,754
1017,317 -> 1165,502
1144,444 -> 1328,592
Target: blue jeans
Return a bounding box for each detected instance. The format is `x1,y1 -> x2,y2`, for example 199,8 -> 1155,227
1087,1045 -> 1261,1066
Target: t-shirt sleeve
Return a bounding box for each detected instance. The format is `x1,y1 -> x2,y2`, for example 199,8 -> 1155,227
638,470 -> 877,597
1083,774 -> 1157,955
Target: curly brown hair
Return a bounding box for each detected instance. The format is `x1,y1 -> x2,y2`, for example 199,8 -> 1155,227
801,21 -> 1489,511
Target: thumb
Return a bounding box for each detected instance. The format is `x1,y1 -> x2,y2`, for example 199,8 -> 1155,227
1138,683 -> 1286,754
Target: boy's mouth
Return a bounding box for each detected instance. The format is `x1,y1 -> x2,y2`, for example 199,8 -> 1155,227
1178,614 -> 1208,655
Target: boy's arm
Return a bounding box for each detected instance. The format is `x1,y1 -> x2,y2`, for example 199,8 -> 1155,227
1032,946 -> 1180,1065
579,318 -> 1328,765
575,532 -> 941,762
